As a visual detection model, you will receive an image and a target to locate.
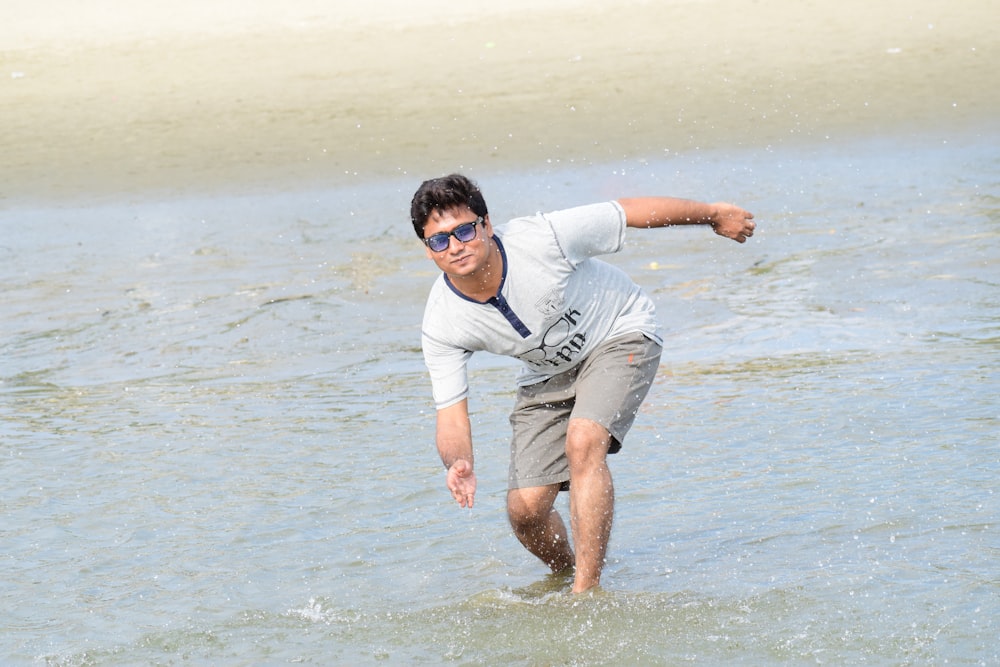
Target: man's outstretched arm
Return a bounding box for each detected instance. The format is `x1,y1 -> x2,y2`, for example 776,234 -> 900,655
436,398 -> 477,508
617,197 -> 756,243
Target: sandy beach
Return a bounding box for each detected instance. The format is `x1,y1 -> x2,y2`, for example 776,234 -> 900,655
2,0 -> 998,202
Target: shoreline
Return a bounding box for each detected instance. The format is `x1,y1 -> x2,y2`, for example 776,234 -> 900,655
2,0 -> 998,204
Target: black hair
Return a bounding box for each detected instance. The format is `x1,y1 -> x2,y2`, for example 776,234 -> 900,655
409,173 -> 488,239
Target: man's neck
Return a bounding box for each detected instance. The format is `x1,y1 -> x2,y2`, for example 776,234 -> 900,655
447,237 -> 503,303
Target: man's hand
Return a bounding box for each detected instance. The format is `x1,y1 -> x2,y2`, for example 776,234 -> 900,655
446,459 -> 477,508
710,203 -> 756,243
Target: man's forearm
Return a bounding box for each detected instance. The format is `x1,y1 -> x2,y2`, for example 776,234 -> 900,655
618,197 -> 718,228
438,440 -> 473,470
435,399 -> 474,469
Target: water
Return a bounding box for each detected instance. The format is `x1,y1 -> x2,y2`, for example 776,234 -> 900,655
2,131 -> 998,664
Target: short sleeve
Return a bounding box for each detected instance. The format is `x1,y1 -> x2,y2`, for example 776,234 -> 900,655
421,330 -> 473,410
541,201 -> 627,265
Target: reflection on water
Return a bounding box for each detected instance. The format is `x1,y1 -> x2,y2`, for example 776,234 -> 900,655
1,134 -> 997,664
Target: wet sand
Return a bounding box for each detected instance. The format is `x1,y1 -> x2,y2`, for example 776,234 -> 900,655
2,0 -> 998,203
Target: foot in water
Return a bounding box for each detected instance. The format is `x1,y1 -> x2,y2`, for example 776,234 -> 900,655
513,567 -> 576,599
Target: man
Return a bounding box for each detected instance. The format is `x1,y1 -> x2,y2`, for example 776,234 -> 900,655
411,173 -> 755,593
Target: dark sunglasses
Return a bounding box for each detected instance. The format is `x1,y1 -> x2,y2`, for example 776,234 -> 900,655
423,217 -> 484,252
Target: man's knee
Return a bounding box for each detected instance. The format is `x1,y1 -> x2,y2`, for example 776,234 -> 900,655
507,486 -> 558,530
565,418 -> 612,468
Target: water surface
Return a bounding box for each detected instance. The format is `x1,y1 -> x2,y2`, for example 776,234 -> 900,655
2,132 -> 997,664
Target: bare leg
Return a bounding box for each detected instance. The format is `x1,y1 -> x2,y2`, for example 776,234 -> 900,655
565,418 -> 615,593
507,484 -> 575,573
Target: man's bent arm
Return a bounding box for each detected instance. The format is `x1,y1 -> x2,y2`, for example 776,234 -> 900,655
618,197 -> 756,243
436,399 -> 477,508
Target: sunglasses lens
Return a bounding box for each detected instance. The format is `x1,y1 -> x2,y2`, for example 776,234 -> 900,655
427,235 -> 449,252
454,222 -> 478,243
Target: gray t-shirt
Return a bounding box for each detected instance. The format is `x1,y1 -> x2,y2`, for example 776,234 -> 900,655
421,201 -> 661,409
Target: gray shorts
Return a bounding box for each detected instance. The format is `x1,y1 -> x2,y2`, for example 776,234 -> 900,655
507,332 -> 662,490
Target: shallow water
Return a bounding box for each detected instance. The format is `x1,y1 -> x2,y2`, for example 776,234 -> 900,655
2,131 -> 998,664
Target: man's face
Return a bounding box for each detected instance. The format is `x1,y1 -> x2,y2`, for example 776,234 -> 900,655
422,206 -> 494,279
